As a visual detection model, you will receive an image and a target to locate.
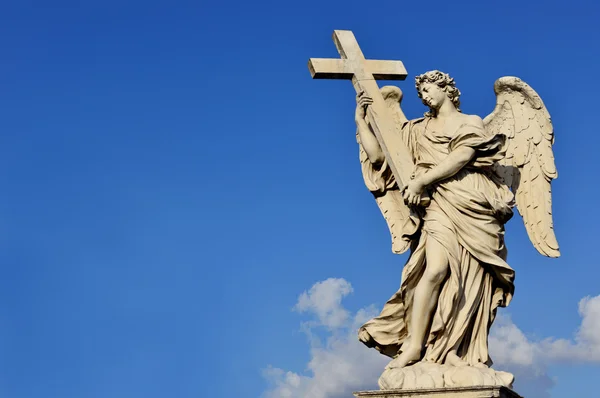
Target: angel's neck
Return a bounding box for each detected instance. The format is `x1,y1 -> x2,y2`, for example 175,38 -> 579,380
435,100 -> 459,119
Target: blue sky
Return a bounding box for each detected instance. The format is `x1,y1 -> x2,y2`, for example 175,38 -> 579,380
1,1 -> 599,397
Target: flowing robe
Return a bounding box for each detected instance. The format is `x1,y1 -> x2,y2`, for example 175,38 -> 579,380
358,117 -> 515,366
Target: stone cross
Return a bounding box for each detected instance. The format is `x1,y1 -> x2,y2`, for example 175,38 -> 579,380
308,30 -> 414,189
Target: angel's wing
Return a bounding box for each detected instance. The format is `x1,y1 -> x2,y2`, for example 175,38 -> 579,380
483,77 -> 560,258
356,89 -> 420,255
357,131 -> 414,255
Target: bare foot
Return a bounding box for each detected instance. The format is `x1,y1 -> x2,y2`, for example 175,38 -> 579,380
446,351 -> 468,367
393,344 -> 422,368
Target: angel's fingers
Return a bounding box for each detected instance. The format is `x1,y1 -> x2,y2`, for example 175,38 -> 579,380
413,196 -> 419,206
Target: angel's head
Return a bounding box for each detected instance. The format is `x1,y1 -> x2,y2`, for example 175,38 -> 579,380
415,70 -> 461,117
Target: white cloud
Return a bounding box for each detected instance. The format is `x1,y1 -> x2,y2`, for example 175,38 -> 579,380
263,278 -> 387,398
484,295 -> 600,398
488,314 -> 540,368
489,295 -> 600,368
293,278 -> 354,330
264,279 -> 600,398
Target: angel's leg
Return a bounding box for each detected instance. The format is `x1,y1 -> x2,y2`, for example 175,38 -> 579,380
394,236 -> 449,367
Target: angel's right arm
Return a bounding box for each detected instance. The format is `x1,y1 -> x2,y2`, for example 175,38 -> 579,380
355,108 -> 385,165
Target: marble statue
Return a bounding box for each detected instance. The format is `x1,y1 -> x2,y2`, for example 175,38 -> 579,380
308,31 -> 559,393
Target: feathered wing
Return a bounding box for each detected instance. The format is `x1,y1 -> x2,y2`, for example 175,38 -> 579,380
484,77 -> 560,257
375,182 -> 413,255
357,101 -> 419,255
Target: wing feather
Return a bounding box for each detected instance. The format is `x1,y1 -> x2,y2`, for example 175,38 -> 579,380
484,77 -> 560,258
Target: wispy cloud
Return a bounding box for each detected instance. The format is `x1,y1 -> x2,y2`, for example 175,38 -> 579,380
262,278 -> 600,398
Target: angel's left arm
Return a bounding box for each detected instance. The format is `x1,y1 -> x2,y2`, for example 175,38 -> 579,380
417,146 -> 475,188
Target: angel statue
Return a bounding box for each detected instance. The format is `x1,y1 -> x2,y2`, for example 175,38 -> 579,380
354,70 -> 559,388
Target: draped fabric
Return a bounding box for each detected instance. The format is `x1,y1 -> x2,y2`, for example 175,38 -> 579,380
358,117 -> 515,366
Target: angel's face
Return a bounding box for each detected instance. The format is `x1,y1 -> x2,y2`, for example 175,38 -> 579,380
419,83 -> 446,110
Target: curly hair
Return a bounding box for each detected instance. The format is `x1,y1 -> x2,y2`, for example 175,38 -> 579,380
415,70 -> 461,117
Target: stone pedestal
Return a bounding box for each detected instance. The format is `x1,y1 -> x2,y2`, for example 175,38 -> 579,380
354,386 -> 522,398
377,361 -> 514,390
